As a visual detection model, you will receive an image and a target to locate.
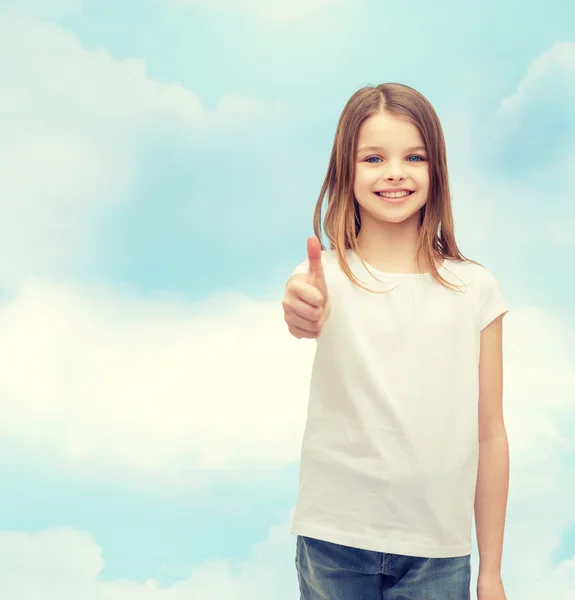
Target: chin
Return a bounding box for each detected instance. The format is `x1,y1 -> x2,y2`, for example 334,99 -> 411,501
357,198 -> 426,226
375,208 -> 422,225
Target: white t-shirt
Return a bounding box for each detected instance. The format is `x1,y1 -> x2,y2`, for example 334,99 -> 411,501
289,249 -> 509,558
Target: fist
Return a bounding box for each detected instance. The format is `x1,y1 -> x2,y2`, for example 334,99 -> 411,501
282,236 -> 331,339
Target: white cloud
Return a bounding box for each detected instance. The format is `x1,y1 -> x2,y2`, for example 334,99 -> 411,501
0,274 -> 574,485
466,42 -> 575,248
2,502 -> 575,600
0,15 -> 203,135
0,278 -> 315,477
1,277 -> 574,598
0,23 -> 573,600
488,41 -> 575,184
0,13 -> 288,286
0,14 -> 198,285
0,519 -> 300,600
496,41 -> 575,122
170,0 -> 341,23
0,529 -> 104,590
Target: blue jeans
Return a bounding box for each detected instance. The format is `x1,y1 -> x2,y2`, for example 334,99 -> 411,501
296,535 -> 471,600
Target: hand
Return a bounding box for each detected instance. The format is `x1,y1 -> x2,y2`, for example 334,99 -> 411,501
282,236 -> 331,339
477,573 -> 507,600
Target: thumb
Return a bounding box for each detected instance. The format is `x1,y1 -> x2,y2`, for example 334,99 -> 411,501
306,236 -> 328,301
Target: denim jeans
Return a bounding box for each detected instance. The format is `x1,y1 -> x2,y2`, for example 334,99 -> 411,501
296,535 -> 471,600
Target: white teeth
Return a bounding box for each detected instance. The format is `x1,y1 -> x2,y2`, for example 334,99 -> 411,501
377,191 -> 412,198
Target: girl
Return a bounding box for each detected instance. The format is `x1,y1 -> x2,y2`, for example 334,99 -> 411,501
282,83 -> 509,600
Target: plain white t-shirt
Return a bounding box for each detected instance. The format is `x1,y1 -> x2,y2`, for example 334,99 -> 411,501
289,248 -> 509,558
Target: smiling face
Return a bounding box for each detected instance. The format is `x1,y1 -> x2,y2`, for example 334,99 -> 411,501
353,110 -> 430,228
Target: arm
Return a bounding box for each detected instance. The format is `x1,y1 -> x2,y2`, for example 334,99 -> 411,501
474,314 -> 509,578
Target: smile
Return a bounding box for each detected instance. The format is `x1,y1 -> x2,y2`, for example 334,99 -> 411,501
375,191 -> 413,198
374,190 -> 414,204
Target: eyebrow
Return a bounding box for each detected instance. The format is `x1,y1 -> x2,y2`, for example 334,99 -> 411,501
357,145 -> 427,153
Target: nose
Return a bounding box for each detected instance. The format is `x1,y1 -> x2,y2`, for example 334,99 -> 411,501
383,161 -> 406,182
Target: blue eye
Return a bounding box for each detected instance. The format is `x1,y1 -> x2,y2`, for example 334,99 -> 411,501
365,155 -> 426,164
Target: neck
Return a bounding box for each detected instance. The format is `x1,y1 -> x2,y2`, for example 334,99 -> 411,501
356,211 -> 435,274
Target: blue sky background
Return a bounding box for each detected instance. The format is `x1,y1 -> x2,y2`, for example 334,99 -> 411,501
0,0 -> 574,598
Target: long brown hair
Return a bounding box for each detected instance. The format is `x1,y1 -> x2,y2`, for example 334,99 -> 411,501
312,82 -> 477,292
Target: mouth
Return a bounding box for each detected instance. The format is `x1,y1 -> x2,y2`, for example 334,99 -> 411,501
374,190 -> 415,204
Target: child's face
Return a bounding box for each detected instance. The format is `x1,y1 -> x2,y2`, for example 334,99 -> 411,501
353,111 -> 430,227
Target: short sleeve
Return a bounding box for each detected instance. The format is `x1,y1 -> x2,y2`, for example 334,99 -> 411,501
478,268 -> 509,331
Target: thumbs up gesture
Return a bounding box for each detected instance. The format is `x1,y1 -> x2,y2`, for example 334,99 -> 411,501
282,237 -> 331,339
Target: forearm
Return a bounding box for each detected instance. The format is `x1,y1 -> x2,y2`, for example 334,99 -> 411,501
474,431 -> 510,576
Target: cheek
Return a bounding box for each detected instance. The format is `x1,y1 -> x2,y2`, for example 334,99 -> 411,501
354,167 -> 375,193
420,168 -> 430,188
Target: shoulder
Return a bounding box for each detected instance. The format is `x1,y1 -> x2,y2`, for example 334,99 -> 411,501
442,258 -> 501,289
443,259 -> 508,327
296,248 -> 339,266
321,249 -> 340,268
291,248 -> 339,276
